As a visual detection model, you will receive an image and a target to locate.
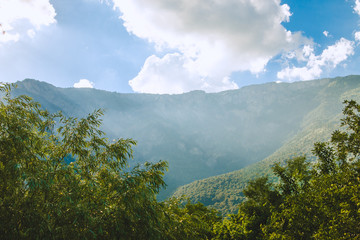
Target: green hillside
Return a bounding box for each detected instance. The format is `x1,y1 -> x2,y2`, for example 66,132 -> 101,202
173,76 -> 360,214
13,76 -> 360,201
4,80 -> 360,238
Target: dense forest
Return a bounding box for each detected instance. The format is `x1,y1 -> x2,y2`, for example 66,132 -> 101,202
1,82 -> 360,239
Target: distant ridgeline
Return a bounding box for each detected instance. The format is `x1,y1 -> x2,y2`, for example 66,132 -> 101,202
13,76 -> 360,213
173,76 -> 360,214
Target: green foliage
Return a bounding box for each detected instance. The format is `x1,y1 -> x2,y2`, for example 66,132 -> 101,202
0,84 -> 222,239
213,100 -> 360,239
0,83 -> 166,239
160,198 -> 222,240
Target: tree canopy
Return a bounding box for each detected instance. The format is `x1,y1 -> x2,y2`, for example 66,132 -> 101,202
0,84 -> 221,239
213,100 -> 360,239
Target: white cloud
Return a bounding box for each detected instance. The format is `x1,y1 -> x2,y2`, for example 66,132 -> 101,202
278,38 -> 355,81
355,31 -> 360,41
129,53 -> 238,94
355,0 -> 360,15
112,0 -> 307,93
74,79 -> 95,88
0,29 -> 19,43
0,0 -> 56,44
27,29 -> 36,39
323,31 -> 329,37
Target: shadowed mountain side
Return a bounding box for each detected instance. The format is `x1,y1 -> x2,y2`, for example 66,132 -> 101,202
12,76 -> 360,199
173,76 -> 360,214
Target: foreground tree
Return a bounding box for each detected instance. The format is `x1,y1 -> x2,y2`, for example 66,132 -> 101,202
214,100 -> 360,239
0,84 -> 221,239
265,101 -> 360,239
0,83 -> 170,239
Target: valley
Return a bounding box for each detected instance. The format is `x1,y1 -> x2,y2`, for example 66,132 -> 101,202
13,75 -> 360,212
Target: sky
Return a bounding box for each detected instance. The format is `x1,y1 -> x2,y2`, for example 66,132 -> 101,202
0,0 -> 360,94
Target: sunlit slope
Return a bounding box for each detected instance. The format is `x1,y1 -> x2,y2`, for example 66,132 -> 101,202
13,76 -> 360,199
173,76 -> 360,214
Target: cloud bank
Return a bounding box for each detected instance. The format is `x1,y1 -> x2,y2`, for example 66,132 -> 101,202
0,0 -> 56,44
278,38 -> 355,80
113,0 -> 306,93
74,79 -> 95,88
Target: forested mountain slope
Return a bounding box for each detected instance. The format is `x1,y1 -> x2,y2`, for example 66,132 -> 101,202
173,76 -> 360,214
13,75 -> 360,199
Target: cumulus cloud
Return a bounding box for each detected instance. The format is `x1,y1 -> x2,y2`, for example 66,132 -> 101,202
0,0 -> 56,44
129,53 -> 238,94
355,31 -> 360,42
355,0 -> 360,15
74,79 -> 95,88
112,0 -> 306,93
277,38 -> 355,80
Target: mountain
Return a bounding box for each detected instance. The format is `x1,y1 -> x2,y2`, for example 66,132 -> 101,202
11,75 -> 360,200
173,75 -> 360,214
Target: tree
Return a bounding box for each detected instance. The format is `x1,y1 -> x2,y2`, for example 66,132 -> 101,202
0,83 -> 223,239
0,83 -> 171,239
265,101 -> 360,239
214,100 -> 360,239
161,198 -> 222,240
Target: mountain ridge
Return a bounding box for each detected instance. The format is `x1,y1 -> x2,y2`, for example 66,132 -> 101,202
173,75 -> 360,214
11,76 -> 360,201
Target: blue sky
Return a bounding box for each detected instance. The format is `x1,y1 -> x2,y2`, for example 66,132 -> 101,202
1,0 -> 360,94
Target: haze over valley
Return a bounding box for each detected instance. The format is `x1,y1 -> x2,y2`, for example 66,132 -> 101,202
13,75 -> 360,207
